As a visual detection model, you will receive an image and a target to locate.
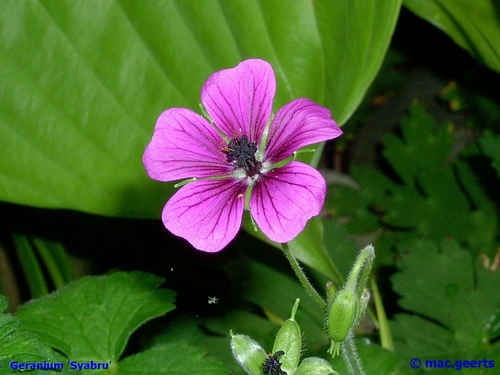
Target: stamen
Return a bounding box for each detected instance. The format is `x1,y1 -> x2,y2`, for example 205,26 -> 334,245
226,135 -> 262,177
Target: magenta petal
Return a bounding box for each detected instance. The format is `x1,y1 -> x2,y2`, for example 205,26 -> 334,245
250,161 -> 326,243
201,59 -> 275,143
143,108 -> 232,182
264,99 -> 342,162
162,179 -> 246,252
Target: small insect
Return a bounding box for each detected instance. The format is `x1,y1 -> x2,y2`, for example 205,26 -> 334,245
207,296 -> 219,305
262,350 -> 286,375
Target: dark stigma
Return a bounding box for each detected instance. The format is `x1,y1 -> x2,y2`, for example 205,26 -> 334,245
227,135 -> 262,177
262,350 -> 287,375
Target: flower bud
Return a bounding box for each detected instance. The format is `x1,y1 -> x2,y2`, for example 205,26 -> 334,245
345,244 -> 375,300
230,330 -> 267,375
326,289 -> 359,357
294,357 -> 340,375
272,298 -> 302,373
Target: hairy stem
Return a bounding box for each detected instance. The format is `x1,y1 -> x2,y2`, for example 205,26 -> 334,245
341,332 -> 366,375
281,242 -> 326,310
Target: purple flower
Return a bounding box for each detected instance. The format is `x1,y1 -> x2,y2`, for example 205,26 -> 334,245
143,59 -> 342,252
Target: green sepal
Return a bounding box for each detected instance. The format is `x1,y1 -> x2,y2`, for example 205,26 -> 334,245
345,244 -> 375,300
325,281 -> 337,303
272,298 -> 302,373
355,288 -> 371,326
230,330 -> 267,375
294,357 -> 340,375
326,289 -> 359,357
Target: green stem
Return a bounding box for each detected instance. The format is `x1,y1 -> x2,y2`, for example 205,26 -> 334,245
281,242 -> 326,310
371,278 -> 394,351
341,332 -> 366,375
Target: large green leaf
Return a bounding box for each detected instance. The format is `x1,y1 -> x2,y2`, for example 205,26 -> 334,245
390,238 -> 500,368
16,272 -> 175,361
0,0 -> 401,218
315,0 -> 402,124
404,0 -> 500,73
242,216 -> 343,284
330,102 -> 500,258
118,343 -> 228,375
480,132 -> 500,178
0,295 -> 76,375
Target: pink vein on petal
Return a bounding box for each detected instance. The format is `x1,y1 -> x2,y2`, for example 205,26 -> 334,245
250,161 -> 326,243
162,178 -> 246,252
143,108 -> 232,182
264,99 -> 342,163
201,59 -> 275,143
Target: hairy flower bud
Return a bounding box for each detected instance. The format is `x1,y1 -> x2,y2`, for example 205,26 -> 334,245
326,289 -> 359,357
272,298 -> 302,373
346,245 -> 375,300
230,330 -> 267,375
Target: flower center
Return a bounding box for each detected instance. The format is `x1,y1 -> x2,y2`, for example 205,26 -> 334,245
227,135 -> 262,177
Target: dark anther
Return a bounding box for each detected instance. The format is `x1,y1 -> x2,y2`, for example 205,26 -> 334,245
262,350 -> 287,375
227,135 -> 262,176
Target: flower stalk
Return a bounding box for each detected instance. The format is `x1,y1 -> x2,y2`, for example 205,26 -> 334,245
281,243 -> 326,310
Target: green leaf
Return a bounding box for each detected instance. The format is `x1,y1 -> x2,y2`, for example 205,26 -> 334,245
238,258 -> 327,354
321,217 -> 360,280
0,295 -> 76,375
118,342 -> 227,375
483,305 -> 500,342
151,312 -> 273,375
0,0 -> 401,219
12,234 -> 49,298
326,167 -> 391,235
439,81 -> 500,128
329,338 -> 407,375
200,256 -> 327,356
316,0 -> 402,124
404,0 -> 500,73
390,238 -> 500,358
382,102 -> 454,186
147,254 -> 338,374
329,102 -> 499,257
480,132 -> 500,178
16,271 -> 176,361
288,218 -> 343,284
11,234 -> 75,301
294,357 -> 339,375
31,236 -> 75,289
243,216 -> 343,284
